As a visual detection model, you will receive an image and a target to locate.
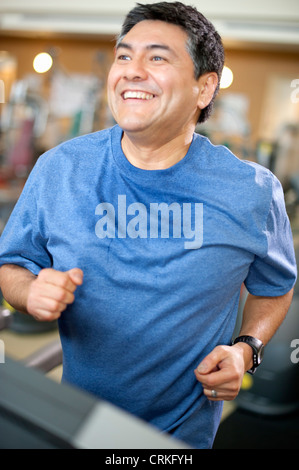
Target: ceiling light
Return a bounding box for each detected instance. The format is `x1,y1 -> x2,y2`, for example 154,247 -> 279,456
220,66 -> 234,89
33,52 -> 53,74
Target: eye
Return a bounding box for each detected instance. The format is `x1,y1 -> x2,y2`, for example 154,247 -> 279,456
117,54 -> 131,61
151,56 -> 165,62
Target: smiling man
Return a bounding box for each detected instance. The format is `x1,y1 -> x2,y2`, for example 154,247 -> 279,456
107,19 -> 217,169
0,2 -> 297,449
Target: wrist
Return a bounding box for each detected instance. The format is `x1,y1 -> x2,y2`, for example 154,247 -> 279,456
231,342 -> 254,373
231,335 -> 264,374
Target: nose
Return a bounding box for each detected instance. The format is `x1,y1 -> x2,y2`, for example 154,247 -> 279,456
123,57 -> 148,81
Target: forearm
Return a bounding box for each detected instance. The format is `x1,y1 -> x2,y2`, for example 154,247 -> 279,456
0,264 -> 36,314
233,289 -> 294,370
238,289 -> 294,344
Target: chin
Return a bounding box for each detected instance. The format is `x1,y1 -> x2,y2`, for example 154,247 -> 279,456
118,120 -> 149,134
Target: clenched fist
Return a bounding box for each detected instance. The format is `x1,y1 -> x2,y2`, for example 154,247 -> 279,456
26,268 -> 83,321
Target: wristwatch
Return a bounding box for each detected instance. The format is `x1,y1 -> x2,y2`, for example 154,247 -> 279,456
232,335 -> 264,375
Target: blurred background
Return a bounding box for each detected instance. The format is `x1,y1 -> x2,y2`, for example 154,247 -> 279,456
0,0 -> 298,449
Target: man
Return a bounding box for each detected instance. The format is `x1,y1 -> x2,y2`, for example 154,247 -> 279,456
0,2 -> 297,449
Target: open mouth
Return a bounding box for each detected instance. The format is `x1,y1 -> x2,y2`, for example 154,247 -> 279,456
122,91 -> 155,101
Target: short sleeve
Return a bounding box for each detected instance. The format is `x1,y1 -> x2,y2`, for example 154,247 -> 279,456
244,174 -> 297,296
0,160 -> 52,275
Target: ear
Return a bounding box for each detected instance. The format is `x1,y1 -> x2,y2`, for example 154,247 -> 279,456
197,72 -> 218,110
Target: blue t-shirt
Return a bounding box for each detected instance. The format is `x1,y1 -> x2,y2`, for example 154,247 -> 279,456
0,125 -> 296,448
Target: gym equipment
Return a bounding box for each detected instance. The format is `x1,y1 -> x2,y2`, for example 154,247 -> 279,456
0,356 -> 189,449
214,275 -> 299,449
0,307 -> 189,449
0,297 -> 57,334
0,306 -> 12,331
22,338 -> 62,373
213,405 -> 299,449
235,294 -> 299,416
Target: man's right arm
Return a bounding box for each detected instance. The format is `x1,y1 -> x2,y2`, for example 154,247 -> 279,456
0,264 -> 83,322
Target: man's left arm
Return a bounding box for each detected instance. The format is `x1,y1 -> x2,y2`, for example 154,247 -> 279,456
194,288 -> 294,401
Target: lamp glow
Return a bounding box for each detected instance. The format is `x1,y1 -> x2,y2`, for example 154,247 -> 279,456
33,52 -> 53,74
220,66 -> 233,89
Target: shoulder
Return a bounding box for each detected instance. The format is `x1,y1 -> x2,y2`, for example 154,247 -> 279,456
21,127 -> 117,196
28,127 -> 116,185
39,127 -> 113,164
193,133 -> 278,209
196,133 -> 274,185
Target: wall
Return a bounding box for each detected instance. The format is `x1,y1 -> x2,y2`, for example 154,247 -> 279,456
0,34 -> 299,152
0,35 -> 114,79
223,47 -> 299,142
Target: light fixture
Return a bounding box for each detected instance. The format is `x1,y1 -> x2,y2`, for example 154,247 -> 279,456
220,66 -> 234,89
33,52 -> 53,74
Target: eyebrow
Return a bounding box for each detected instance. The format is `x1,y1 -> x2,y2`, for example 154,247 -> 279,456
116,41 -> 176,56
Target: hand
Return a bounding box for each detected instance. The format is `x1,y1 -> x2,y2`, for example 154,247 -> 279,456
26,268 -> 83,322
194,344 -> 250,401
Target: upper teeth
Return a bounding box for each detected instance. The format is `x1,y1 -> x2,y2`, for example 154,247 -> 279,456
123,91 -> 154,100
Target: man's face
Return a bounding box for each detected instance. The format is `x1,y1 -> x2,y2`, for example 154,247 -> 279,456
107,20 -> 204,142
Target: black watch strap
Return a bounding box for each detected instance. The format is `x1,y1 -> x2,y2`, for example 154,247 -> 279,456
232,335 -> 264,375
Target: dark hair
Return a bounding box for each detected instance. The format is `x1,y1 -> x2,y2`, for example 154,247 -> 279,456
117,2 -> 225,123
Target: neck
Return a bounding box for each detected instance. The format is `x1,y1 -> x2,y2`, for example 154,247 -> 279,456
121,128 -> 195,170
